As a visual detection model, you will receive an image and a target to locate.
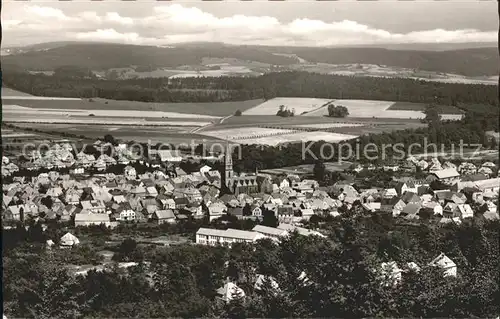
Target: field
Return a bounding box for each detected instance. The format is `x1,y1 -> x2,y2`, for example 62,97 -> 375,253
242,98 -> 333,116
2,97 -> 263,117
10,123 -> 227,146
199,126 -> 358,146
201,127 -> 298,140
2,87 -> 34,96
305,99 -> 465,120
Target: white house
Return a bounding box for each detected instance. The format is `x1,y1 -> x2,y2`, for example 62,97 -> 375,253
152,210 -> 176,224
429,253 -> 457,277
196,228 -> 266,247
216,282 -> 245,303
118,209 -> 136,222
60,232 -> 80,247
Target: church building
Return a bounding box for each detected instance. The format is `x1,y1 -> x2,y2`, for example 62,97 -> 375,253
222,142 -> 259,195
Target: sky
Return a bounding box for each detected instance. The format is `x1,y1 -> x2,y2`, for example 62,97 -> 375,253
2,1 -> 498,47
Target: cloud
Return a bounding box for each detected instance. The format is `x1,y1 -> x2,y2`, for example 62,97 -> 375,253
3,4 -> 497,47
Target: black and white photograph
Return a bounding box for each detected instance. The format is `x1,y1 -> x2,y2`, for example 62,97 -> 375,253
1,0 -> 499,318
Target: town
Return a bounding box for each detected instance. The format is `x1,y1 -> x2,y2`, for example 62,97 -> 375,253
2,1 -> 500,318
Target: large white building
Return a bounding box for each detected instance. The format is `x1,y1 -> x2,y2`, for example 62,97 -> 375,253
196,228 -> 266,247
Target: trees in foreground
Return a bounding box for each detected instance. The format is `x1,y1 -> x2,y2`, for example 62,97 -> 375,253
2,214 -> 499,318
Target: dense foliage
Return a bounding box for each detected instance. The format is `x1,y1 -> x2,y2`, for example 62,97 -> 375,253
276,105 -> 295,117
3,71 -> 498,106
3,213 -> 499,318
327,104 -> 349,117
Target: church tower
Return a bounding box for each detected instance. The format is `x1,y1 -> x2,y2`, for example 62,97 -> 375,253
224,141 -> 234,188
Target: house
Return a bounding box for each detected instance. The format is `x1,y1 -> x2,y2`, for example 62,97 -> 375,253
81,200 -> 106,214
252,225 -> 288,241
157,150 -> 183,162
74,213 -> 113,228
381,188 -> 398,199
251,205 -> 263,217
174,197 -> 189,210
208,202 -> 227,221
146,186 -> 159,197
400,203 -> 422,219
427,168 -> 460,184
421,201 -> 443,217
444,203 -> 474,219
161,198 -> 176,210
195,228 -> 266,247
362,202 -> 381,212
152,210 -> 176,225
428,253 -> 457,277
401,192 -> 421,205
60,232 -> 80,247
59,204 -> 80,222
4,205 -> 24,221
216,282 -> 245,303
117,209 -> 136,222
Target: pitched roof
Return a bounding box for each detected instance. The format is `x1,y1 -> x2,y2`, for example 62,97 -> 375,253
252,225 -> 288,237
431,168 -> 460,179
154,210 -> 175,219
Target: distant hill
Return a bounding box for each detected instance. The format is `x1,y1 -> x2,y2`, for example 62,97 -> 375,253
2,41 -> 498,76
326,42 -> 498,51
1,42 -> 297,71
258,46 -> 499,76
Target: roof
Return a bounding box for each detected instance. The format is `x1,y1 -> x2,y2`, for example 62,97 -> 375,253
154,210 -> 176,219
252,225 -> 288,237
196,227 -> 263,241
431,168 -> 460,180
429,253 -> 456,269
75,213 -> 110,222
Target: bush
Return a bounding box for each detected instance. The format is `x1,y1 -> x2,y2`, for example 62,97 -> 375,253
234,110 -> 242,116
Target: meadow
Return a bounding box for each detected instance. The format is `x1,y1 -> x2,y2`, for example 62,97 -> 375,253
242,97 -> 333,115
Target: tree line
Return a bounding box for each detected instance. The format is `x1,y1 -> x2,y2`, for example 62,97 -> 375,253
3,70 -> 498,106
2,209 -> 498,318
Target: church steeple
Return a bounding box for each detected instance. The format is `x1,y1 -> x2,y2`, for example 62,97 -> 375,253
224,140 -> 234,187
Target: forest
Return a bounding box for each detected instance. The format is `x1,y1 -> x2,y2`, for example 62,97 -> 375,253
3,70 -> 498,106
2,208 -> 499,318
3,42 -> 497,76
